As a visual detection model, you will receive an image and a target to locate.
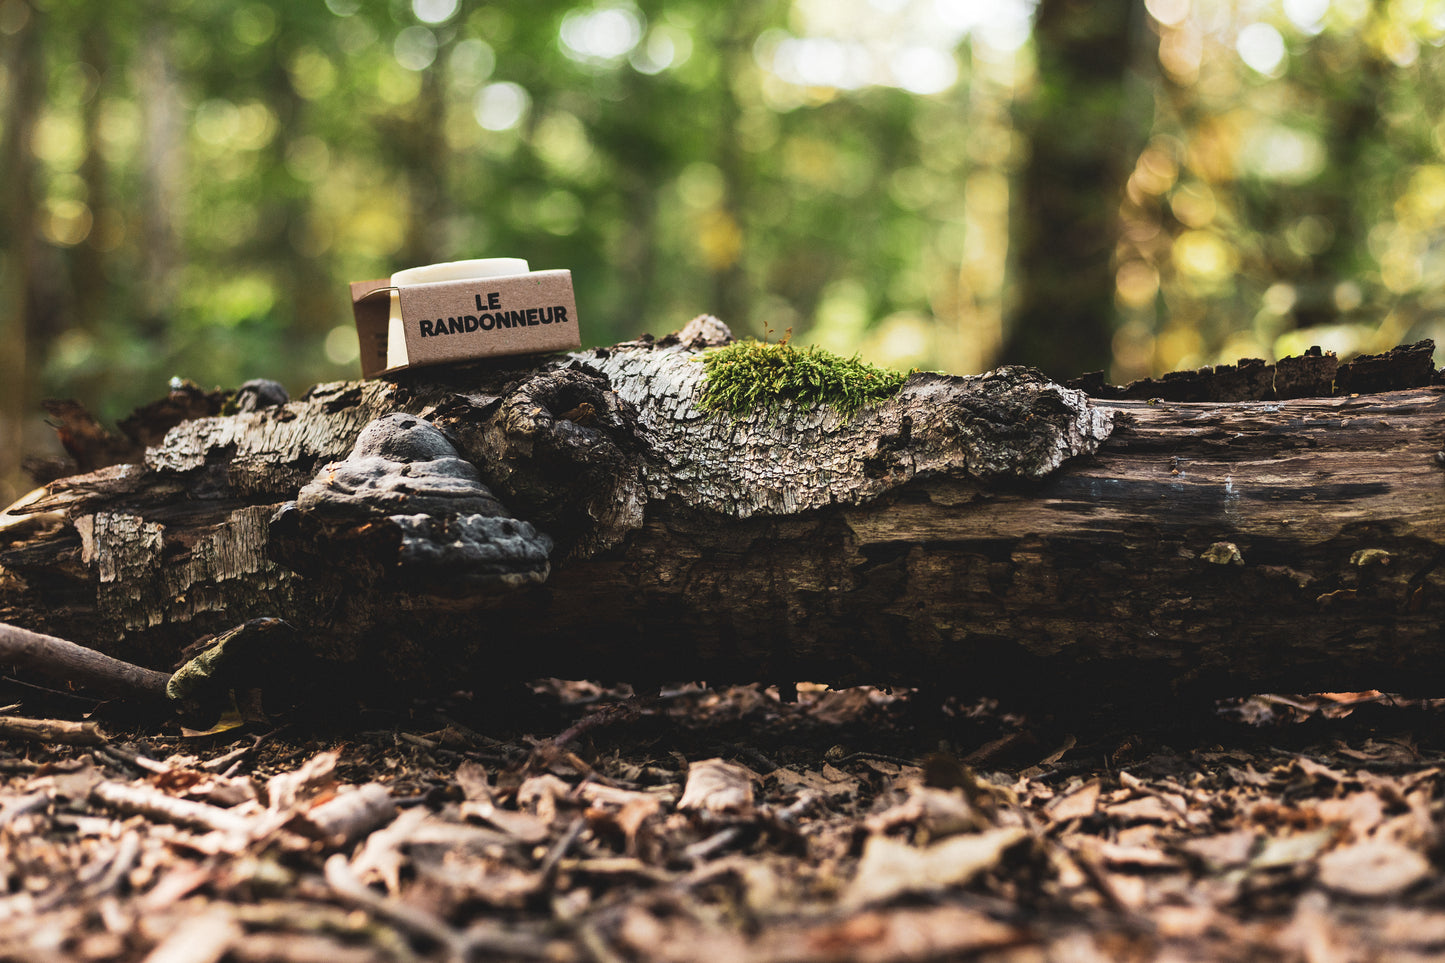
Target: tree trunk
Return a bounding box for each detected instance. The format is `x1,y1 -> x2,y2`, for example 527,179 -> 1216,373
1004,0 -> 1149,379
0,4 -> 45,506
1,322 -> 1442,706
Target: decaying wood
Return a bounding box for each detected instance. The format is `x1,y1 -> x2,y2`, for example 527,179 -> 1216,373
0,319 -> 1442,705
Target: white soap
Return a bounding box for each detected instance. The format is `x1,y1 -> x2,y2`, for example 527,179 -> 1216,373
386,258 -> 531,370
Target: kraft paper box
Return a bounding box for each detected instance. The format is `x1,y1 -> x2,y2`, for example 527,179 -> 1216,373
351,267 -> 581,378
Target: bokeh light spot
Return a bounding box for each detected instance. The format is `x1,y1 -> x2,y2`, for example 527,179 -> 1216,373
561,4 -> 645,66
412,0 -> 457,25
474,82 -> 530,131
325,324 -> 360,365
1236,22 -> 1287,76
394,26 -> 438,71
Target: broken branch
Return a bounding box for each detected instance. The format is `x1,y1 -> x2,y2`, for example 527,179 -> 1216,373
0,621 -> 171,701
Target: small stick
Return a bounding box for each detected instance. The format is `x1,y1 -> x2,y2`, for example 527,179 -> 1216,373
296,784 -> 397,845
0,620 -> 171,700
324,855 -> 559,961
323,853 -> 471,958
538,815 -> 587,884
0,715 -> 106,745
92,780 -> 252,837
99,743 -> 172,774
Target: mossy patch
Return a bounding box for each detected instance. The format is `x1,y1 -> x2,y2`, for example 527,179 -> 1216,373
697,338 -> 908,420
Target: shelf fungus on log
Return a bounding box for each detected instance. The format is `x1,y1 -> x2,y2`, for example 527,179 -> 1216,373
270,412 -> 552,592
435,362 -> 650,560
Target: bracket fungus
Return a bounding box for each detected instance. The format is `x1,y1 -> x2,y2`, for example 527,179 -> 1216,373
272,412 -> 552,590
233,379 -> 290,412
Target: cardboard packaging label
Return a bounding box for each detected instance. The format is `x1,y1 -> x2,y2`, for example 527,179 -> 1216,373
351,265 -> 581,377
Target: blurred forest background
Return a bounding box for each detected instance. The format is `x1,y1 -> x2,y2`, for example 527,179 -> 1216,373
4,0 -> 1445,505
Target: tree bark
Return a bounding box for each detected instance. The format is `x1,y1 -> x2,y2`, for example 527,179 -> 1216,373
0,4 -> 45,506
1,322 -> 1442,705
1004,0 -> 1150,379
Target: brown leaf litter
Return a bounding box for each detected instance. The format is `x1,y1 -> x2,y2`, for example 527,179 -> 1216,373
2,683 -> 1445,962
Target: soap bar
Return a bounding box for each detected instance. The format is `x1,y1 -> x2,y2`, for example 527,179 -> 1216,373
386,258 -> 530,371
350,258 -> 581,377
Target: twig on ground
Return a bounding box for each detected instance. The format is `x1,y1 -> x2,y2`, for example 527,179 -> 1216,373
229,932 -> 392,963
92,780 -> 251,838
325,853 -> 557,960
202,730 -> 279,775
0,791 -> 49,828
682,826 -> 744,864
552,892 -> 628,963
34,829 -> 141,912
0,715 -> 106,745
323,852 -> 469,956
538,815 -> 587,884
552,701 -> 641,749
98,743 -> 171,774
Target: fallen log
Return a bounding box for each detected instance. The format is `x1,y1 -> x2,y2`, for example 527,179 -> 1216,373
1,319 -> 1442,705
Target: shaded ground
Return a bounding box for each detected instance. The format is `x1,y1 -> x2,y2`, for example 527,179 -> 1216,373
2,682 -> 1444,962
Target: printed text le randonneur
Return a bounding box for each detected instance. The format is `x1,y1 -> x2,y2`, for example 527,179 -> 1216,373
417,289 -> 571,338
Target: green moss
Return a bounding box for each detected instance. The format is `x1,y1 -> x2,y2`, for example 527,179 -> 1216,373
697,339 -> 908,420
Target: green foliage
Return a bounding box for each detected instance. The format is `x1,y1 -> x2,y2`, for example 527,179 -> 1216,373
697,338 -> 907,419
9,0 -> 1445,507
1112,0 -> 1445,380
3,0 -> 961,433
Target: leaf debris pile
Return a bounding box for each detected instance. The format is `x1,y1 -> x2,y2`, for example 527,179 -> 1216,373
2,684 -> 1445,962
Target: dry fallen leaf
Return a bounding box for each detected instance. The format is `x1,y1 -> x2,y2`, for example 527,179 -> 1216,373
842,827 -> 1028,909
1106,794 -> 1183,825
349,806 -> 428,893
294,783 -> 396,845
1316,839 -> 1432,898
516,773 -> 573,824
771,765 -> 861,802
8,681 -> 1445,963
863,785 -> 986,839
265,751 -> 338,812
460,798 -> 551,844
679,759 -> 755,816
1177,830 -> 1257,871
777,905 -> 1029,962
1046,779 -> 1101,822
1249,828 -> 1339,870
1315,791 -> 1387,840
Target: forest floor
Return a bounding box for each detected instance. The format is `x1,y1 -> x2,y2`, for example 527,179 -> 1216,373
2,681 -> 1444,963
